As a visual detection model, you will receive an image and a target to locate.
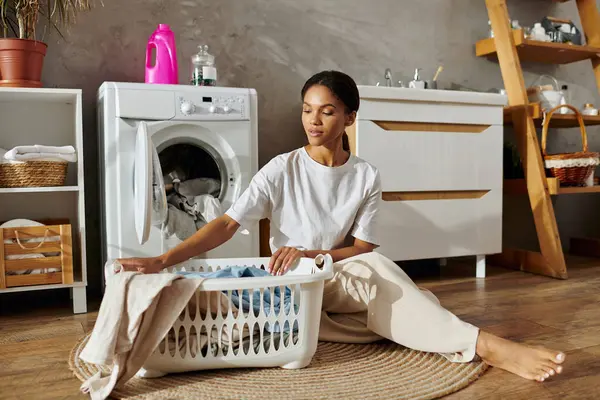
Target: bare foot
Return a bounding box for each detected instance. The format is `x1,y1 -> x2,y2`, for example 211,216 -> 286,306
476,330 -> 565,382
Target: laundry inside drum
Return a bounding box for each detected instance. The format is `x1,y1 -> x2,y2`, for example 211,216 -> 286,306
159,143 -> 224,241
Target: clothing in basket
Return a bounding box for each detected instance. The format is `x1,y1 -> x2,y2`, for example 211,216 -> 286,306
163,311 -> 292,360
176,265 -> 298,324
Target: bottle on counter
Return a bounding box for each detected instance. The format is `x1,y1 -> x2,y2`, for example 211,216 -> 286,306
559,84 -> 571,114
145,24 -> 178,84
531,22 -> 547,41
190,45 -> 217,86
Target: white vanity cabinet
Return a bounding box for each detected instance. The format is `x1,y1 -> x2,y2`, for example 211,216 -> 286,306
348,86 -> 507,277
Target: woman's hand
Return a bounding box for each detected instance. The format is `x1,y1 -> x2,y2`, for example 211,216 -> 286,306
268,247 -> 306,276
116,257 -> 165,274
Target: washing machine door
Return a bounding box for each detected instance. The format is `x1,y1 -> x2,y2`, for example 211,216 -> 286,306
134,121 -> 167,245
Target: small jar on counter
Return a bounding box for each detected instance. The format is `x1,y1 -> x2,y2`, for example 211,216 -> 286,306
190,45 -> 217,86
582,103 -> 599,116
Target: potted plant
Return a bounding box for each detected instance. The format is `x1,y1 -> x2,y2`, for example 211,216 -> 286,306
0,0 -> 94,88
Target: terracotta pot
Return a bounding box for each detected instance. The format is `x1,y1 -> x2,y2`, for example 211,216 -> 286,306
0,38 -> 48,88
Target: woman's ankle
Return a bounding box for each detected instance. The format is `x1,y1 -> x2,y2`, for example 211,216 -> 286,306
475,330 -> 493,360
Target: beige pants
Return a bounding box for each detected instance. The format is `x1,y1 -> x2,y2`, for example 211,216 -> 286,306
318,252 -> 479,363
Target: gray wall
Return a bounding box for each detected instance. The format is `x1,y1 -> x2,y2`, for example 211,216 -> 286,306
38,0 -> 600,294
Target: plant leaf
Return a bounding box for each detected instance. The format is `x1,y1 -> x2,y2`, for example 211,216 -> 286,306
0,0 -> 96,39
38,6 -> 64,39
4,14 -> 19,37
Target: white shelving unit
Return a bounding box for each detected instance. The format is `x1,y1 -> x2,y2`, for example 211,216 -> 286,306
0,186 -> 80,193
0,87 -> 87,313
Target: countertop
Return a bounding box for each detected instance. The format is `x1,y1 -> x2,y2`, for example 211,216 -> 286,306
357,85 -> 508,106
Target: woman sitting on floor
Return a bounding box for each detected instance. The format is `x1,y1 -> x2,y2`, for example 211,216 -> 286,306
118,70 -> 565,382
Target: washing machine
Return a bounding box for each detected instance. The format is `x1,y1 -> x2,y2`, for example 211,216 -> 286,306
97,82 -> 259,273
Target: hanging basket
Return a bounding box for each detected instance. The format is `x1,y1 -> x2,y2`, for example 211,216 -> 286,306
541,104 -> 600,186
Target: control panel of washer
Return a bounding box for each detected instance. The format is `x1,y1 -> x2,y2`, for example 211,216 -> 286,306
176,92 -> 249,120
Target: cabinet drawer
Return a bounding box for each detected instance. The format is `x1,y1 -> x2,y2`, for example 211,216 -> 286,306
354,120 -> 502,191
375,189 -> 502,261
357,96 -> 504,125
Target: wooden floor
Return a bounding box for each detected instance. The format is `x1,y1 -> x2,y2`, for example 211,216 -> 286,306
1,257 -> 600,399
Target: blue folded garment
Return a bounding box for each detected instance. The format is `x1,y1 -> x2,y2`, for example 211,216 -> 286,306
175,266 -> 297,332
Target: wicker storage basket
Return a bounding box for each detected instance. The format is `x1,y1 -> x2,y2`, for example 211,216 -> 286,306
0,161 -> 68,188
541,104 -> 600,186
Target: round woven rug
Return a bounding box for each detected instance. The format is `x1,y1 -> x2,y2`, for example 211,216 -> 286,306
69,334 -> 488,400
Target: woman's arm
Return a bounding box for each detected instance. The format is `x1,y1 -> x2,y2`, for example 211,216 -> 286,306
304,238 -> 376,262
268,238 -> 376,275
120,158 -> 279,274
159,215 -> 240,267
118,214 -> 239,273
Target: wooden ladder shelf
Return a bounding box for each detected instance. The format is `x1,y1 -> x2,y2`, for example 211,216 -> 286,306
477,0 -> 600,279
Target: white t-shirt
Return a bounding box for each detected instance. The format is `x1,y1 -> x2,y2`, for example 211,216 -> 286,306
225,147 -> 381,253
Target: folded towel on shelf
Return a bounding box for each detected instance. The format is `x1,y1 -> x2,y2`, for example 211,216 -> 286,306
4,145 -> 77,162
0,148 -> 23,164
8,144 -> 76,155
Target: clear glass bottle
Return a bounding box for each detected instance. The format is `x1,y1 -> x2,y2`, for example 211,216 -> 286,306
559,84 -> 571,114
190,45 -> 217,86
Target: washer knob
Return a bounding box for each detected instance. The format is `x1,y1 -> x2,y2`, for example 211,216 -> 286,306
222,105 -> 231,113
180,100 -> 195,115
208,105 -> 217,113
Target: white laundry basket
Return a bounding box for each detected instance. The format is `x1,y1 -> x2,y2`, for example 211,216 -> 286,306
138,254 -> 334,378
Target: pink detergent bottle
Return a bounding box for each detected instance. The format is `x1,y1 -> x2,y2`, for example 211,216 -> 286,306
145,24 -> 178,84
